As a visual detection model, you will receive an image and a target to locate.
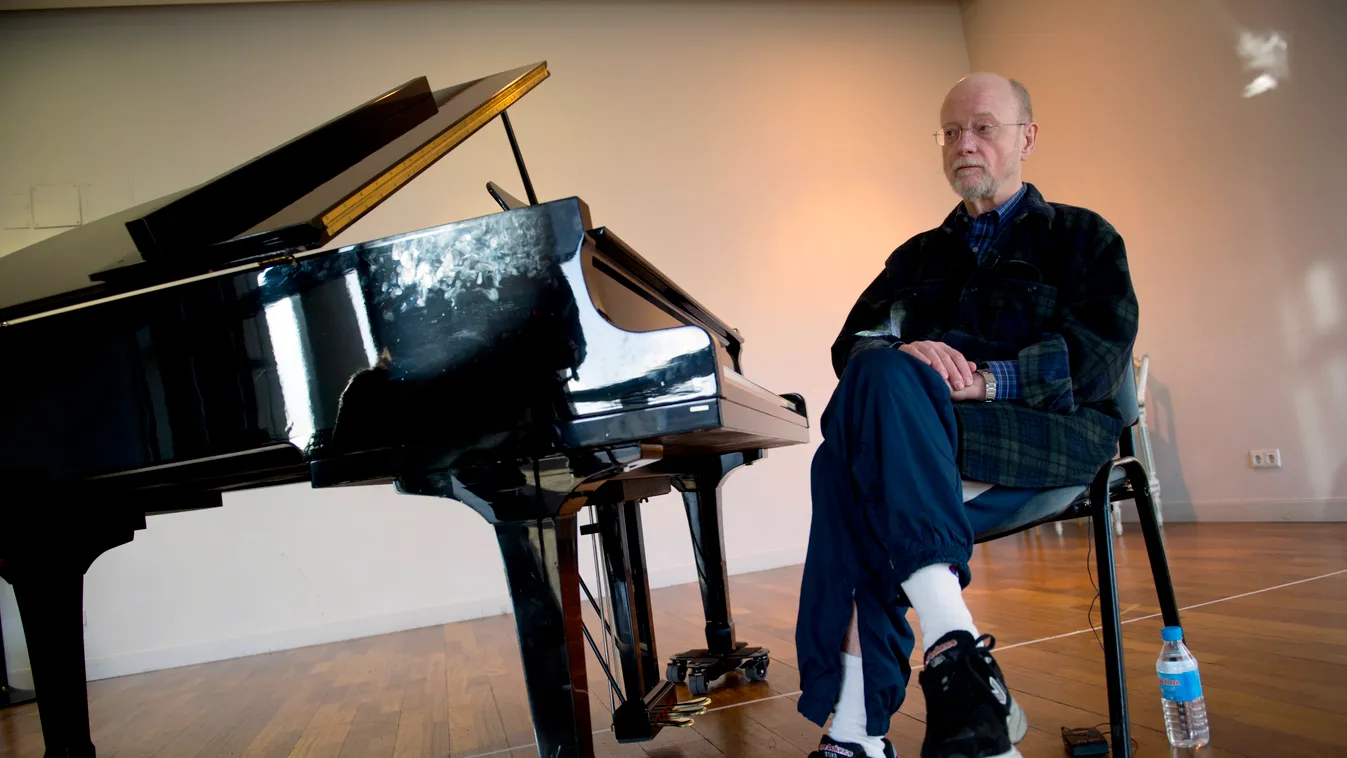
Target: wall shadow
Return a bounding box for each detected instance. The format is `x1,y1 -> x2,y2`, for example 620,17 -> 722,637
1144,375 -> 1195,522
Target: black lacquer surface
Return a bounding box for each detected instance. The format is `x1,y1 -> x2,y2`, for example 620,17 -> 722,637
0,199 -> 798,495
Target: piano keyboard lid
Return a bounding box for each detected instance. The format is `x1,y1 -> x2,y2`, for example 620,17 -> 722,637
0,62 -> 549,320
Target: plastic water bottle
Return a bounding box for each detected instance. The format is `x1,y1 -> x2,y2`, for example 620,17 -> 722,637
1157,626 -> 1210,748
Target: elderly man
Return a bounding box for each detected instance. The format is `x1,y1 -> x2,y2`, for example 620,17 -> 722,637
795,73 -> 1138,758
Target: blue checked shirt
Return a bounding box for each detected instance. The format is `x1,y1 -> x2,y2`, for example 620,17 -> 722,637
958,184 -> 1028,400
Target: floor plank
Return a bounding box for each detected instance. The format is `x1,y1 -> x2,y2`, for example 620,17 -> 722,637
1,523 -> 1343,757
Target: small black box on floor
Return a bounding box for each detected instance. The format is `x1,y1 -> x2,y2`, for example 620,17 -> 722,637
1062,726 -> 1110,756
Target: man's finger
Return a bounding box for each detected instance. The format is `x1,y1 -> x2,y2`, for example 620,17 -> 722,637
935,349 -> 963,389
916,344 -> 950,381
899,347 -> 932,363
941,345 -> 975,387
899,344 -> 934,365
928,344 -> 964,388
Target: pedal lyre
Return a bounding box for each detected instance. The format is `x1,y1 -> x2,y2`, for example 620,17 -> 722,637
614,680 -> 704,742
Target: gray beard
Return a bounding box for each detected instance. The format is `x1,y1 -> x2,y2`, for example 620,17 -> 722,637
949,162 -> 1017,202
954,172 -> 997,202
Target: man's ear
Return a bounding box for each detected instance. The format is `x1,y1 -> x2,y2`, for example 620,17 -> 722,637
1021,122 -> 1039,160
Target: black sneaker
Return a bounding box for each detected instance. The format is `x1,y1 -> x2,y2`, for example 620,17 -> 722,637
809,734 -> 896,758
917,631 -> 1028,758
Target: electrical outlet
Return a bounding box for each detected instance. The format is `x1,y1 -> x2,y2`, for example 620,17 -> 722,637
1250,449 -> 1282,469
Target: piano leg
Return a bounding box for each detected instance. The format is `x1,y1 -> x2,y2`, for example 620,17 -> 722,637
596,499 -> 658,701
495,515 -> 595,758
1,565 -> 97,757
667,453 -> 770,696
622,500 -> 660,695
0,593 -> 38,708
0,511 -> 141,758
597,499 -> 695,741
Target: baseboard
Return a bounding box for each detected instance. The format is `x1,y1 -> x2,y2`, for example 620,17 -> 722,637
8,593 -> 517,688
1120,498 -> 1347,523
5,545 -> 809,689
644,543 -> 808,590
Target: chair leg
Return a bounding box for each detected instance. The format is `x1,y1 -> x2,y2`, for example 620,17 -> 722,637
1137,406 -> 1163,524
1152,475 -> 1163,527
1090,465 -> 1132,758
1120,459 -> 1182,628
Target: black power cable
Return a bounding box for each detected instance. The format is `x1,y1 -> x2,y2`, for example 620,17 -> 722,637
1093,722 -> 1140,755
1086,522 -> 1104,652
1074,519 -> 1140,755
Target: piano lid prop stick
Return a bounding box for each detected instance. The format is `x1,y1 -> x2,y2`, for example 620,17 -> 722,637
500,110 -> 539,205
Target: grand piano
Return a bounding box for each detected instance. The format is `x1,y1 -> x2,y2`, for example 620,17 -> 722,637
0,62 -> 808,757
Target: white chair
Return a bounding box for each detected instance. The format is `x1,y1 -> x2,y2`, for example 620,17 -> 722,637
1132,354 -> 1163,524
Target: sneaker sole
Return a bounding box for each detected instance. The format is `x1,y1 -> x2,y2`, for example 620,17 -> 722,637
925,694 -> 1029,758
1007,697 -> 1027,744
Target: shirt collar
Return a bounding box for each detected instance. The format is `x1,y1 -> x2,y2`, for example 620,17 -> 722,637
956,182 -> 1027,227
943,182 -> 1048,232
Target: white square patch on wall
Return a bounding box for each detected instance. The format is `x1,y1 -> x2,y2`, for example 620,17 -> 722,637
31,184 -> 82,228
1,192 -> 31,229
81,182 -> 134,223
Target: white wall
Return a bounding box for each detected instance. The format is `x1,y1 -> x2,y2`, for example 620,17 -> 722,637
0,0 -> 973,686
960,0 -> 1347,522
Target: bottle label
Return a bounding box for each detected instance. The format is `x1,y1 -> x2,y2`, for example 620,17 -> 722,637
1158,669 -> 1203,702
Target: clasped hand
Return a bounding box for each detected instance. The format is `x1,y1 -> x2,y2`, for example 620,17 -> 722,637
898,341 -> 987,401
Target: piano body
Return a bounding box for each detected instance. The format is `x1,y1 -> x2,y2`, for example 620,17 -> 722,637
0,62 -> 808,757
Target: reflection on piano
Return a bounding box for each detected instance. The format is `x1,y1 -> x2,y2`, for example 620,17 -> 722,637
0,62 -> 808,758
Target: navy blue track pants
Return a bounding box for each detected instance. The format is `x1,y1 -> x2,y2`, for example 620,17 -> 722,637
794,348 -> 1033,735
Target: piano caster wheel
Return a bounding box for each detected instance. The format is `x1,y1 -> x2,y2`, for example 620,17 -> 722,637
744,656 -> 769,682
666,661 -> 688,684
687,671 -> 709,697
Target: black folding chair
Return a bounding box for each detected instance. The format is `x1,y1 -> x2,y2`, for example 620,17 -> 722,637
971,367 -> 1180,758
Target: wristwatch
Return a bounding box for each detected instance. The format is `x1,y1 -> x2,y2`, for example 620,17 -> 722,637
977,368 -> 996,402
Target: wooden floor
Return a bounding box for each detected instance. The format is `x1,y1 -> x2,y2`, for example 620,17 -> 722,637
2,523 -> 1345,758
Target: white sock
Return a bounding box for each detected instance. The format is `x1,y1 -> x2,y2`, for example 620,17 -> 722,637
827,653 -> 888,758
901,563 -> 978,655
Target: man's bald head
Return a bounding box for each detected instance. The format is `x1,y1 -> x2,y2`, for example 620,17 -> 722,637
941,73 -> 1031,124
1009,79 -> 1032,122
938,73 -> 1038,210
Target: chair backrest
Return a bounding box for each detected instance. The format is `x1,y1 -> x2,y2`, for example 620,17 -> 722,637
1117,358 -> 1140,428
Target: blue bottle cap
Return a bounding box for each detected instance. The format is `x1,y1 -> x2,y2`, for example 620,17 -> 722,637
1162,626 -> 1183,641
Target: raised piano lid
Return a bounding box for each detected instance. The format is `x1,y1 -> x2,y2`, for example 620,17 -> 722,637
0,61 -> 549,319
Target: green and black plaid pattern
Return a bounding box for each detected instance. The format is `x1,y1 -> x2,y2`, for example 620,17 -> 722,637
830,184 -> 1139,488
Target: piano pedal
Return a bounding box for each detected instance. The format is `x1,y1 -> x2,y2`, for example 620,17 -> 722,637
667,696 -> 711,714
652,701 -> 708,721
613,680 -> 707,742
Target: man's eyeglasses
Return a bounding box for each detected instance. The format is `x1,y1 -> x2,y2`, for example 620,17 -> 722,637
934,122 -> 1026,146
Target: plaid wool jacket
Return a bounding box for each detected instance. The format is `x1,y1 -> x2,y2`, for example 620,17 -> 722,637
832,184 -> 1139,488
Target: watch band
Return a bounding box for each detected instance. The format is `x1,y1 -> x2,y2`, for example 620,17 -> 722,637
978,368 -> 996,401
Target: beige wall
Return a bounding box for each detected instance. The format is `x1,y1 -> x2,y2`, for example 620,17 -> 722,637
962,0 -> 1347,519
0,0 -> 972,683
8,0 -> 1336,689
